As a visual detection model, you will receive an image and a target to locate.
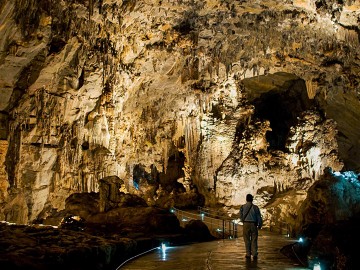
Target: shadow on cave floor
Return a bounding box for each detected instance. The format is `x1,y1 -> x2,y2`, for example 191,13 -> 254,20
120,230 -> 308,269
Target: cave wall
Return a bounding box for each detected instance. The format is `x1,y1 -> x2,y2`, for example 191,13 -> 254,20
298,168 -> 360,228
0,0 -> 359,225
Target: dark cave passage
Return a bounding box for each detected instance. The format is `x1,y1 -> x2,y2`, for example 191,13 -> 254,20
159,151 -> 186,192
132,151 -> 185,192
244,74 -> 314,151
133,164 -> 155,189
253,91 -> 296,151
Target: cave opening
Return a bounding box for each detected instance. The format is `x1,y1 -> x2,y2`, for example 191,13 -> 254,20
254,91 -> 295,151
159,151 -> 186,192
245,74 -> 314,151
132,151 -> 185,192
132,164 -> 158,190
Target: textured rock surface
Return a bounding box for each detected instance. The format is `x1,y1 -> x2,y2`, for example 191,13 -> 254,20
0,222 -> 137,270
0,0 -> 359,234
282,170 -> 360,268
297,169 -> 360,228
0,202 -> 206,270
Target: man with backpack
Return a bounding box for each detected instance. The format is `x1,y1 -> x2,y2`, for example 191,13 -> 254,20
240,194 -> 263,260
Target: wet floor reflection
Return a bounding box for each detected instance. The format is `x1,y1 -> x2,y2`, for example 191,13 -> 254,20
159,245 -> 174,261
120,232 -> 309,270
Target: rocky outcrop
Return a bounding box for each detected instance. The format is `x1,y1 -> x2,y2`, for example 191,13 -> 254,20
306,219 -> 360,270
0,1 -> 359,233
218,110 -> 342,225
0,194 -> 206,270
297,168 -> 360,229
183,219 -> 215,242
280,169 -> 360,269
281,169 -> 360,269
0,222 -> 137,270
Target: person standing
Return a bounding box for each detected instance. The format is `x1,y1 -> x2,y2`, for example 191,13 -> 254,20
240,194 -> 263,260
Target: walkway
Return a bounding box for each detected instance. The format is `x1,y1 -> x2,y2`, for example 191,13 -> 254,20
120,230 -> 309,269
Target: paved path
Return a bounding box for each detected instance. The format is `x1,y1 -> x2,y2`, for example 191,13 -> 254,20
120,230 -> 309,269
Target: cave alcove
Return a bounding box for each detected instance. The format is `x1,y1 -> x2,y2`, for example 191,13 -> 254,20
132,150 -> 185,193
132,164 -> 158,190
243,73 -> 314,151
159,151 -> 186,192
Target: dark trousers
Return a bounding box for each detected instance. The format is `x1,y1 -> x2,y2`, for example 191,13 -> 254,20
243,222 -> 258,256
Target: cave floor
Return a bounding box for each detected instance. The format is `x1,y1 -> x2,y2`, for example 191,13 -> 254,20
120,230 -> 309,269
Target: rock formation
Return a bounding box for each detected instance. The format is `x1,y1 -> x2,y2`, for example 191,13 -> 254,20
282,168 -> 360,269
0,0 -> 359,239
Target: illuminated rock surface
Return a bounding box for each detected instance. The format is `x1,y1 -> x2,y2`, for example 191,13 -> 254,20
0,0 -> 359,268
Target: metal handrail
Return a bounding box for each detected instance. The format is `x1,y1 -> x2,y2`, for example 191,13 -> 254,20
173,207 -> 292,239
197,206 -> 232,220
269,218 -> 291,237
171,207 -> 238,239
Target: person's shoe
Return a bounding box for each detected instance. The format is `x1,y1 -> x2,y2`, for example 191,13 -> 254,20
245,255 -> 251,259
253,256 -> 258,260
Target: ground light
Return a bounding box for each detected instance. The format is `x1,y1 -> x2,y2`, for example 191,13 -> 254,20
298,237 -> 303,243
313,262 -> 321,270
161,243 -> 167,252
159,243 -> 171,261
116,243 -> 169,269
116,246 -> 160,269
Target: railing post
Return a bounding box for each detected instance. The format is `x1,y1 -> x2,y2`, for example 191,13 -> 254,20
233,222 -> 237,238
222,219 -> 225,239
228,220 -> 231,238
232,221 -> 234,238
181,210 -> 183,226
230,221 -> 232,238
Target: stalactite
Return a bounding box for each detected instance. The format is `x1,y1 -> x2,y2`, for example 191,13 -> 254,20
187,120 -> 192,158
163,141 -> 168,174
89,0 -> 94,18
306,80 -> 316,99
184,116 -> 201,163
173,117 -> 185,149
